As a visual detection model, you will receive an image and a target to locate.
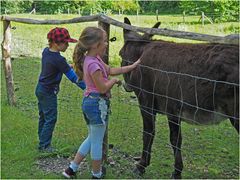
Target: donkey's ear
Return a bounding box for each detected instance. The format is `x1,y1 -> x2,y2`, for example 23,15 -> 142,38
124,17 -> 131,25
153,22 -> 161,29
142,22 -> 161,40
123,17 -> 132,38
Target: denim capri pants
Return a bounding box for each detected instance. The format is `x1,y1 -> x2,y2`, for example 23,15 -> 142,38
82,93 -> 110,125
78,93 -> 110,160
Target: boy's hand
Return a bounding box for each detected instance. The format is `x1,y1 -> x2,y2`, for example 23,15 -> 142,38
77,80 -> 86,90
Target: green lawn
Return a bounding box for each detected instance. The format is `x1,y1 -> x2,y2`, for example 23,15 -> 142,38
1,14 -> 239,179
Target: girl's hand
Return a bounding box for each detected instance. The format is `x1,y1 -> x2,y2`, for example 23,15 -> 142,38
113,78 -> 122,87
132,58 -> 141,69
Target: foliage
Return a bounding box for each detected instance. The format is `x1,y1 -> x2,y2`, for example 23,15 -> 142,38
112,0 -> 139,14
179,0 -> 239,22
1,0 -> 238,22
34,0 -> 86,14
0,0 -> 33,14
0,0 -> 139,15
80,0 -> 139,15
138,1 -> 181,14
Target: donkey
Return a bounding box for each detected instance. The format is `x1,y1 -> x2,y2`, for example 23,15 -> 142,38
119,17 -> 239,178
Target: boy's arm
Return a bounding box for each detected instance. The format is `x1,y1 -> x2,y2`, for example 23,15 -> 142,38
65,68 -> 86,90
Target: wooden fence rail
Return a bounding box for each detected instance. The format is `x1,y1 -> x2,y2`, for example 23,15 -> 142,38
1,14 -> 239,44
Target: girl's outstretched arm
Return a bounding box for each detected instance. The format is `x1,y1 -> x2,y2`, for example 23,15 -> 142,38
109,58 -> 141,76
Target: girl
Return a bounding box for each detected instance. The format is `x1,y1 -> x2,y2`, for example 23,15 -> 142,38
63,27 -> 140,179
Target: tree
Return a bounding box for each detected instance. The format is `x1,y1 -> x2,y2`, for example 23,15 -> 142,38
1,0 -> 33,14
1,0 -> 238,22
112,0 -> 139,14
179,0 -> 239,22
138,1 -> 181,14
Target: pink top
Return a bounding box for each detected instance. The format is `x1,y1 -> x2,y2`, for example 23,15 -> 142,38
83,55 -> 110,97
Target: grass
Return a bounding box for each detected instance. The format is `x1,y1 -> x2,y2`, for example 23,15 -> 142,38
1,14 -> 239,179
1,105 -> 59,179
1,57 -> 239,179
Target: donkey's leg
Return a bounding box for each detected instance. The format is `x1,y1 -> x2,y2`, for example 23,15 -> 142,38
229,118 -> 239,133
168,116 -> 183,179
134,108 -> 156,175
226,102 -> 239,133
226,94 -> 239,133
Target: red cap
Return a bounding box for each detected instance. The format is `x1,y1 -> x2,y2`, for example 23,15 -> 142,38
47,27 -> 77,43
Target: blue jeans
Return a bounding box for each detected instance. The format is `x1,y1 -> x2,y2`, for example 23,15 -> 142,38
35,83 -> 58,149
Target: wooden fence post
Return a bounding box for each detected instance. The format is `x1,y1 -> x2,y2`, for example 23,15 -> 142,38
183,11 -> 185,24
156,9 -> 159,21
98,21 -> 109,64
202,11 -> 205,26
1,20 -> 16,106
98,20 -> 110,164
29,8 -> 36,14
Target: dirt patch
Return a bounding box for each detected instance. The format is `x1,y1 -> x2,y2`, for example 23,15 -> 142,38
36,155 -> 90,176
35,146 -> 140,178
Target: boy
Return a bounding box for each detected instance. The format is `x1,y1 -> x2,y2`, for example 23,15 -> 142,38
35,27 -> 85,152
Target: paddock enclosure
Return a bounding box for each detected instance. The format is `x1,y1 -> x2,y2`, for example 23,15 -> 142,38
1,14 -> 239,179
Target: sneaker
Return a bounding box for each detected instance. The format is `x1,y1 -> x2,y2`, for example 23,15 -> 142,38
92,175 -> 102,179
92,174 -> 105,179
38,146 -> 57,153
62,167 -> 76,179
92,167 -> 106,179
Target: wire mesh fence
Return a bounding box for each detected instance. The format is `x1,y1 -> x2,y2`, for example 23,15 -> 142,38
1,16 -> 239,179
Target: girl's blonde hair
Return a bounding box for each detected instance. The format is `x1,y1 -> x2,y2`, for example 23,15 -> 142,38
73,27 -> 105,80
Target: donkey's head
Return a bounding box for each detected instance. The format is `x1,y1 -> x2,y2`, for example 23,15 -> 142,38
119,17 -> 161,67
119,17 -> 160,92
123,17 -> 161,42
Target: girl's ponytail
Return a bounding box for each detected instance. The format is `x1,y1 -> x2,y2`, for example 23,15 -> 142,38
73,41 -> 87,80
73,27 -> 105,80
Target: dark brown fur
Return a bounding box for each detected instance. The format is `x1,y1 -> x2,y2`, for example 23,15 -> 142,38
119,17 -> 239,178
